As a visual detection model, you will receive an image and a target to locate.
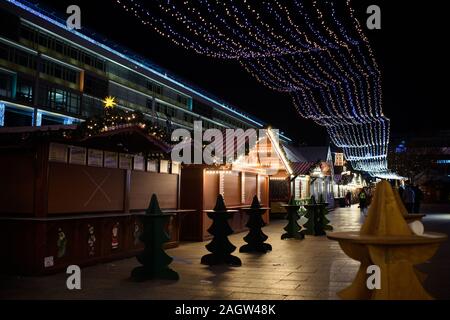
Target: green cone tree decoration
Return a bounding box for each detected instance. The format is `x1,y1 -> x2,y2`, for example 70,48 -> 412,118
304,195 -> 332,236
281,196 -> 305,240
201,195 -> 242,266
239,196 -> 272,253
318,194 -> 333,231
131,194 -> 179,281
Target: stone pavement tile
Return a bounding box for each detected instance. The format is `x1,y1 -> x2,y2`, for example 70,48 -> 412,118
294,290 -> 326,298
320,286 -> 349,293
187,290 -> 233,298
279,273 -> 310,281
325,275 -> 356,282
320,292 -> 341,300
191,295 -> 233,300
238,266 -> 299,272
241,280 -> 294,289
239,280 -> 279,289
298,282 -> 350,291
219,287 -> 266,294
338,266 -> 359,273
287,267 -> 319,274
228,274 -> 289,281
260,287 -> 322,297
305,274 -> 355,283
228,292 -> 286,300
239,269 -> 292,276
283,295 -> 315,300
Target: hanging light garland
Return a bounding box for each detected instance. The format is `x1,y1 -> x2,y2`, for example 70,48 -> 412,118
115,0 -> 394,177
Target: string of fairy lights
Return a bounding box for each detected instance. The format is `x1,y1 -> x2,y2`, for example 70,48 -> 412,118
115,0 -> 397,178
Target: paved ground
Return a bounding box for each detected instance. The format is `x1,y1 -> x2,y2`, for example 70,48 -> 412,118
1,205 -> 449,300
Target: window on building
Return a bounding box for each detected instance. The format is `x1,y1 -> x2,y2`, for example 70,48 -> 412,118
155,102 -> 165,114
146,98 -> 154,110
16,77 -> 33,103
20,23 -> 106,73
193,101 -> 213,118
176,94 -> 188,106
109,82 -> 147,108
38,33 -> 47,47
4,107 -> 32,127
54,40 -> 64,54
40,59 -> 78,84
95,59 -> 105,71
167,106 -> 176,118
84,73 -> 108,98
39,84 -> 80,115
183,113 -> 194,123
54,64 -> 62,79
0,43 -> 36,70
81,94 -> 104,118
68,94 -> 80,114
0,72 -> 13,98
146,82 -> 162,96
19,24 -> 35,42
14,50 -> 32,68
83,54 -> 92,66
0,42 -> 8,60
41,113 -> 63,126
68,47 -> 78,60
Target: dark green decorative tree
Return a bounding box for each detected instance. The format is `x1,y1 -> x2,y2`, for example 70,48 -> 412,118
131,194 -> 179,281
304,195 -> 332,236
318,194 -> 324,204
201,195 -> 242,266
281,196 -> 305,240
318,194 -> 333,231
239,196 -> 272,253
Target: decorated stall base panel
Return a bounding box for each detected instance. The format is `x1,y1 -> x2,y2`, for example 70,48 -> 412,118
112,222 -> 120,250
87,224 -> 96,257
56,228 -> 67,258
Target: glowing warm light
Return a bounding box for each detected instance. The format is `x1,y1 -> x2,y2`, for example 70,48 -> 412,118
205,170 -> 233,175
103,96 -> 117,108
270,177 -> 287,181
266,128 -> 293,176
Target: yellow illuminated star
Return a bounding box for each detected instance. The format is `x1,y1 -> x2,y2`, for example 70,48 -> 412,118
103,96 -> 117,108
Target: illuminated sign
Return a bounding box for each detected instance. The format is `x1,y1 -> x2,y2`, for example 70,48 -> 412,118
335,153 -> 344,166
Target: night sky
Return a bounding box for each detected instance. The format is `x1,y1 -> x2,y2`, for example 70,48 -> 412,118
33,0 -> 448,145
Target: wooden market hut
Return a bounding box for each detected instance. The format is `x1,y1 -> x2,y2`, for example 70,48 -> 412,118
179,129 -> 292,241
0,124 -> 182,275
269,145 -> 336,214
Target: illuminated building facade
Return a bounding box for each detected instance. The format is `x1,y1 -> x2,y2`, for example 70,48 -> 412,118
0,0 -> 291,142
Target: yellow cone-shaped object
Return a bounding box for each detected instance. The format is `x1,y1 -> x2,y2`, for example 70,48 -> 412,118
360,181 -> 412,236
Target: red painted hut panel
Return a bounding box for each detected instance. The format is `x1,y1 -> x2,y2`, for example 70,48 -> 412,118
48,163 -> 125,214
223,172 -> 241,206
129,171 -> 178,210
0,152 -> 35,215
244,173 -> 257,205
